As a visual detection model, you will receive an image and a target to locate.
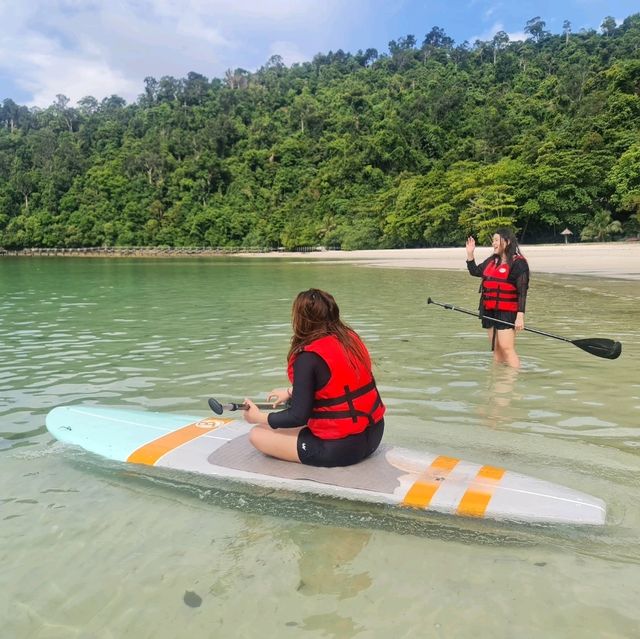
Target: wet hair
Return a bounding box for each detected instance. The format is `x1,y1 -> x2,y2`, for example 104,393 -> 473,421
287,288 -> 368,367
493,227 -> 524,265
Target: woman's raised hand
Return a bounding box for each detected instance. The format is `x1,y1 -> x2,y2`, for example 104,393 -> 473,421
465,236 -> 476,259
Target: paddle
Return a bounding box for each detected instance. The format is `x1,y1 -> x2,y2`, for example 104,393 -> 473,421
427,297 -> 622,360
208,397 -> 290,415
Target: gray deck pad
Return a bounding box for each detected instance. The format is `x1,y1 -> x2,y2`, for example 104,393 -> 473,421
208,435 -> 403,494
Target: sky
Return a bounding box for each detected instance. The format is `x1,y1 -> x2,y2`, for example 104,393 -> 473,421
1,0 -> 637,108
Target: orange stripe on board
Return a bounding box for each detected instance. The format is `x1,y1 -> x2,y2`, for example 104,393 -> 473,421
402,455 -> 460,509
456,465 -> 506,518
127,418 -> 226,466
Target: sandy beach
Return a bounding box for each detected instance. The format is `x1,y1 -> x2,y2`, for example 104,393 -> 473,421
254,242 -> 640,280
5,241 -> 639,279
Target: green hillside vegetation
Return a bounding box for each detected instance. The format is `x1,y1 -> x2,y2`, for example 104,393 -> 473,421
1,15 -> 639,250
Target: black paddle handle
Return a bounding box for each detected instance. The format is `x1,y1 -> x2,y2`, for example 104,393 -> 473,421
208,397 -> 290,415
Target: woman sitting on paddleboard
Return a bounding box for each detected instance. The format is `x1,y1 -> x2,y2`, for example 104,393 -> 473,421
243,288 -> 385,467
466,228 -> 529,368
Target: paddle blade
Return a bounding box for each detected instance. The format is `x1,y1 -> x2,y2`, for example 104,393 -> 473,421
208,398 -> 224,415
572,338 -> 622,360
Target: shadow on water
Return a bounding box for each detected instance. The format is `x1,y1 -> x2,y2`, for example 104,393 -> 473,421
1,425 -> 48,442
61,448 -> 637,564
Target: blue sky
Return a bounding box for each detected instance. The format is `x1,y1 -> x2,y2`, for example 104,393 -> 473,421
1,0 -> 637,107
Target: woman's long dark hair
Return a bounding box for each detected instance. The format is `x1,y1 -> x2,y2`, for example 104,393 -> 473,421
287,289 -> 368,367
494,227 -> 525,265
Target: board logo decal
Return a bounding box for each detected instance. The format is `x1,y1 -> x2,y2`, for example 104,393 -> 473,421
195,417 -> 229,429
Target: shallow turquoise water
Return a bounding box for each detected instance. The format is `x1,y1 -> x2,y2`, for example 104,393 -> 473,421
2,257 -> 639,638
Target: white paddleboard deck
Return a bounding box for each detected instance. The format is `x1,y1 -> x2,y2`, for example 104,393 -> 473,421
46,405 -> 606,526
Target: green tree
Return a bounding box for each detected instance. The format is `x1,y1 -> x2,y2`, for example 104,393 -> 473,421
580,210 -> 622,241
525,16 -> 550,43
608,142 -> 640,233
2,14 -> 640,250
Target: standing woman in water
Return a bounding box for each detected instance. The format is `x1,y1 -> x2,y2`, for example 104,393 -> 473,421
466,228 -> 530,368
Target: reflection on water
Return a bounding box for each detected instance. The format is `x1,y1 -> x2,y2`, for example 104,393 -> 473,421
477,365 -> 521,429
76,456 -> 536,546
292,525 -> 372,598
2,257 -> 640,638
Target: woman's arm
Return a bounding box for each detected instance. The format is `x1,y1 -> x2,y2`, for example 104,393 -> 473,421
512,259 -> 529,331
244,354 -> 319,427
512,260 -> 529,313
267,352 -> 329,429
467,255 -> 491,277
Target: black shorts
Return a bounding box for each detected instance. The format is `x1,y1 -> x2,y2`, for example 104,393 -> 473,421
297,419 -> 385,468
480,309 -> 517,331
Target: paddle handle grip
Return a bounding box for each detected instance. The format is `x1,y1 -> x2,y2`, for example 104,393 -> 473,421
208,397 -> 291,415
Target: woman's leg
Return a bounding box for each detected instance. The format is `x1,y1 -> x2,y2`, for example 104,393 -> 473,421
494,328 -> 520,368
486,328 -> 504,364
249,423 -> 303,463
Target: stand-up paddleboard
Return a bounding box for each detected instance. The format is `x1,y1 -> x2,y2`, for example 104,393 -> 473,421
46,405 -> 606,526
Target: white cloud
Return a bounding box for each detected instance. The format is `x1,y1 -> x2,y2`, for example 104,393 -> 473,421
469,21 -> 525,43
484,5 -> 498,20
1,16 -> 140,107
505,30 -> 526,42
152,0 -> 323,22
469,22 -> 503,43
0,0 -> 343,107
267,41 -> 310,67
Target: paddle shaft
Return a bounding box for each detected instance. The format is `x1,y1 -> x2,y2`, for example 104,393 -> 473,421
220,401 -> 275,412
427,298 -> 572,343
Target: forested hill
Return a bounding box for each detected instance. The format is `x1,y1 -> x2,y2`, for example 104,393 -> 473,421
1,15 -> 640,250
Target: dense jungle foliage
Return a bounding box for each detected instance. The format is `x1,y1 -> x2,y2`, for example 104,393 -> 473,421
1,15 -> 640,250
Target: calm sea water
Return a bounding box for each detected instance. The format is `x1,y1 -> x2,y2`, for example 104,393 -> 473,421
2,257 -> 639,639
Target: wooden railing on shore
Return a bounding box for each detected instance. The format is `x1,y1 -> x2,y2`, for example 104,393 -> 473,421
0,246 -> 337,257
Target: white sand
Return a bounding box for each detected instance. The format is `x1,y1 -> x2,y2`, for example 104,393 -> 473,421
248,242 -> 640,280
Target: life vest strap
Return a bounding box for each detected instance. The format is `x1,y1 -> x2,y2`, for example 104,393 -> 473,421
311,391 -> 383,427
483,275 -> 517,284
312,379 -> 377,408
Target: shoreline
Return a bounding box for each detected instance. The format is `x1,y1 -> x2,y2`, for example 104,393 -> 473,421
3,242 -> 639,280
244,242 -> 640,281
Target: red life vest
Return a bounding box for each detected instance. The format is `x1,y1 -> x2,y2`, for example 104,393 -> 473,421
481,257 -> 522,312
287,334 -> 385,440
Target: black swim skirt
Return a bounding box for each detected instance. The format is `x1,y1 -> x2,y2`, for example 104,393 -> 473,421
480,309 -> 517,331
297,419 -> 385,468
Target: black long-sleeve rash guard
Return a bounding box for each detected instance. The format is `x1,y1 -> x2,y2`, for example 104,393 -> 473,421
467,256 -> 530,313
267,351 -> 330,429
